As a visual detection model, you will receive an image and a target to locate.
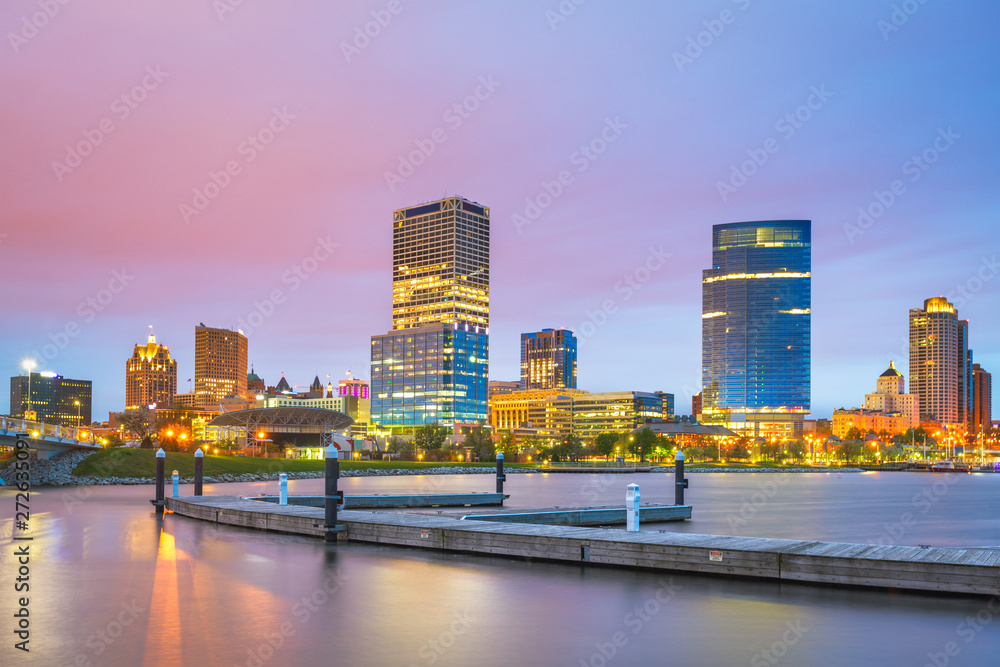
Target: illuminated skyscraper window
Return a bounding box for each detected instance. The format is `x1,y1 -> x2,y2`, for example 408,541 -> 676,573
701,220 -> 811,437
372,197 -> 490,429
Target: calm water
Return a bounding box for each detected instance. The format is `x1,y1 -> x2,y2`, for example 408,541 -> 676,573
2,472 -> 999,666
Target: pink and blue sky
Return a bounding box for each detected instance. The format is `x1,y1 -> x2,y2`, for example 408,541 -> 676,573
2,1 -> 997,421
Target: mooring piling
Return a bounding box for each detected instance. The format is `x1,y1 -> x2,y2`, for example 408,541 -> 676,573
675,450 -> 688,506
626,483 -> 640,532
152,448 -> 165,516
194,449 -> 204,496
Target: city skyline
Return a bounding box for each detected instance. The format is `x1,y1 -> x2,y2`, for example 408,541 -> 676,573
1,2 -> 997,422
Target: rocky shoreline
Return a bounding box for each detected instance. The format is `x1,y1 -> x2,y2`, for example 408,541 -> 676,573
0,450 -> 533,487
0,451 -> 864,487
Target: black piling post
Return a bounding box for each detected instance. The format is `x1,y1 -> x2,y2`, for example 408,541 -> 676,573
674,449 -> 689,506
496,451 -> 506,496
194,448 -> 204,496
324,444 -> 341,543
154,448 -> 165,516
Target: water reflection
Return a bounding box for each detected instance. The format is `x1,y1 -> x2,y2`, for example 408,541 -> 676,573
2,477 -> 998,666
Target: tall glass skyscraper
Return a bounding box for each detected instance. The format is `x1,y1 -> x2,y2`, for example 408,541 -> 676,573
701,220 -> 811,438
908,296 -> 970,429
371,196 -> 490,431
520,328 -> 577,390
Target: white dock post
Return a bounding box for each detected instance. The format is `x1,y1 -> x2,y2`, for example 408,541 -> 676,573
279,473 -> 288,506
626,483 -> 640,532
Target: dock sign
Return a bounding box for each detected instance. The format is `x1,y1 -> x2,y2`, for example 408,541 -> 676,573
421,530 -> 430,539
709,551 -> 723,562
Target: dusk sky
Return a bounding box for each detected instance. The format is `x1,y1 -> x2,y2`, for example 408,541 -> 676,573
2,0 -> 997,422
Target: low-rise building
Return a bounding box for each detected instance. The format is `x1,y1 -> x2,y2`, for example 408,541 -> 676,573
490,388 -> 675,442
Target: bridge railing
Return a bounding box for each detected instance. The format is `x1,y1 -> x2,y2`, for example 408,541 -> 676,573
0,416 -> 98,445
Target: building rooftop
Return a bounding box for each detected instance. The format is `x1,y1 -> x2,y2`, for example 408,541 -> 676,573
880,361 -> 903,378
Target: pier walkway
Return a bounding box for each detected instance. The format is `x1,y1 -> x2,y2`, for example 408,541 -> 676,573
165,495 -> 999,596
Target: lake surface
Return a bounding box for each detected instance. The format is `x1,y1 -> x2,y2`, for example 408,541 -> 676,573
2,471 -> 999,666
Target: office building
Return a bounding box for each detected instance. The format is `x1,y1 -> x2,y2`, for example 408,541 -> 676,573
125,331 -> 178,409
490,389 -> 675,442
339,378 -> 371,433
701,220 -> 811,438
194,323 -> 248,407
488,380 -> 521,401
247,368 -> 265,394
391,196 -> 489,330
371,323 -> 488,429
908,297 -> 970,429
831,409 -> 912,440
10,372 -> 92,426
520,328 -> 578,390
862,361 -> 919,429
371,196 -> 490,430
971,363 -> 992,435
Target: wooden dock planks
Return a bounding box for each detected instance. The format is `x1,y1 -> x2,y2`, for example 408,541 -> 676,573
164,495 -> 1000,596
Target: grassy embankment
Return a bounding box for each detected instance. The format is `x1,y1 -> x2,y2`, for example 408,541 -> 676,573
72,448 -> 534,478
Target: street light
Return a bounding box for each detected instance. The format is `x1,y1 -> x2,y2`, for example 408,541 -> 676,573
22,359 -> 36,419
74,400 -> 81,426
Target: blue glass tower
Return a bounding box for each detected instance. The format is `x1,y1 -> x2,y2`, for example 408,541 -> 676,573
371,196 -> 490,430
701,221 -> 810,437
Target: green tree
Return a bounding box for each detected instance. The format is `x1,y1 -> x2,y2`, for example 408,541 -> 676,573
901,427 -> 928,445
387,436 -> 414,456
595,432 -> 617,461
496,431 -> 518,460
414,424 -> 448,451
103,433 -> 124,448
113,407 -> 152,439
630,427 -> 657,461
883,444 -> 904,461
729,442 -> 751,461
787,440 -> 807,462
844,426 -> 865,441
560,433 -> 584,461
838,441 -> 863,462
464,427 -> 495,462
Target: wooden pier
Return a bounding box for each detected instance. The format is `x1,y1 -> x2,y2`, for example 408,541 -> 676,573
459,504 -> 691,526
252,492 -> 507,509
164,495 -> 1000,596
